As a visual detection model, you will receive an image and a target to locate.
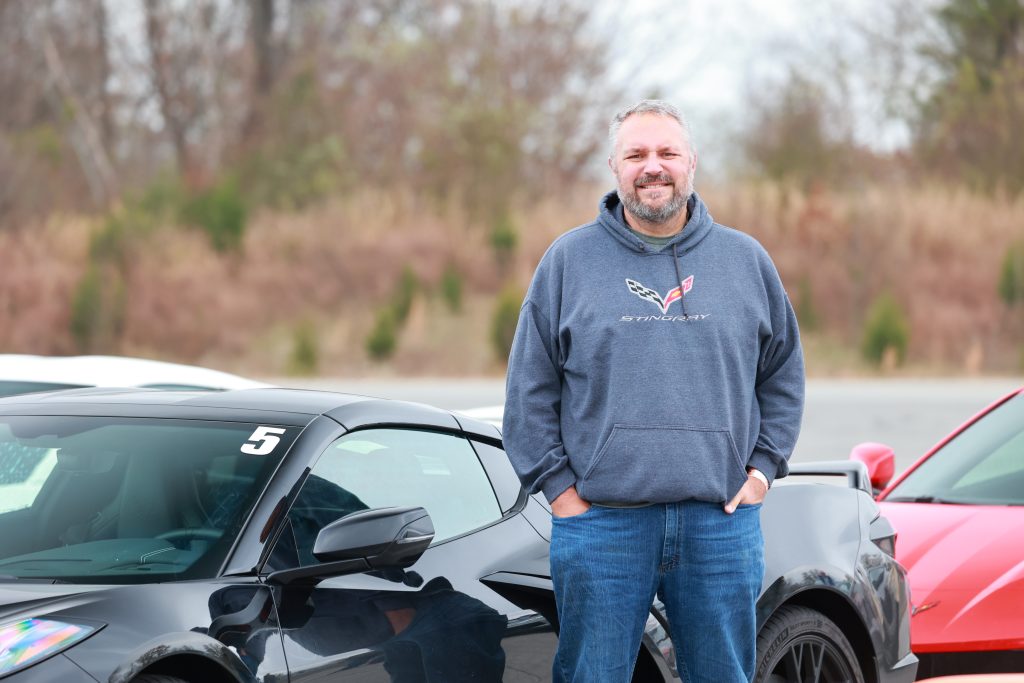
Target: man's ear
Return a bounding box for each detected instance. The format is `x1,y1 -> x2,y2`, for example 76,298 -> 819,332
608,156 -> 616,174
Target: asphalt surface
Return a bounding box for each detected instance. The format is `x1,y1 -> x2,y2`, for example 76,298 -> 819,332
271,377 -> 1022,475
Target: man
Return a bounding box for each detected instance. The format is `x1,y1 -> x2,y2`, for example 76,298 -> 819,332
502,100 -> 804,683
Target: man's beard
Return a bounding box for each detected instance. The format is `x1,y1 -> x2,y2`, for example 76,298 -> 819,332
617,170 -> 694,225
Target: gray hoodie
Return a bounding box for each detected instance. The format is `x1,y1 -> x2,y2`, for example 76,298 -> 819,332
502,191 -> 804,505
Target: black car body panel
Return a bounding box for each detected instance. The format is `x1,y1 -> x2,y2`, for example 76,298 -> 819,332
326,398 -> 462,433
0,389 -> 915,682
757,484 -> 916,683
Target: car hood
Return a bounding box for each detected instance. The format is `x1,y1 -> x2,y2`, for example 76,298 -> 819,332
0,583 -> 110,621
880,502 -> 1024,652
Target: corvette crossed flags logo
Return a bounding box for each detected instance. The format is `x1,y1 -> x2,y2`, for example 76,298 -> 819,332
625,277 -> 694,314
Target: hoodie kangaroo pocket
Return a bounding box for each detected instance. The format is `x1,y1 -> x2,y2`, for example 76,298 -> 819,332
578,424 -> 748,504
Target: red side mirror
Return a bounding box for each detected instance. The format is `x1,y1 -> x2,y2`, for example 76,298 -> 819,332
849,442 -> 895,493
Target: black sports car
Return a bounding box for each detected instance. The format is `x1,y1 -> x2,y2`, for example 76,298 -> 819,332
0,388 -> 916,682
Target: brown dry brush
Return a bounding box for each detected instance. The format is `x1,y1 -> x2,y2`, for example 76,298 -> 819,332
0,189 -> 514,372
703,183 -> 1024,372
0,218 -> 90,355
1,182 -> 1021,375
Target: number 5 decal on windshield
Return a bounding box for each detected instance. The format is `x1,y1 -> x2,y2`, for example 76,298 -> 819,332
242,426 -> 287,455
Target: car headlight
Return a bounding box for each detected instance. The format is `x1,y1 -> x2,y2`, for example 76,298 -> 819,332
0,617 -> 100,678
869,514 -> 897,558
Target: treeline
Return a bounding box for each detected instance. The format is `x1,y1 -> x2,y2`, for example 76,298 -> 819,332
740,0 -> 1024,194
1,0 -> 613,227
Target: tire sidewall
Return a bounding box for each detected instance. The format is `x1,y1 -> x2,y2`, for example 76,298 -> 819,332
754,605 -> 865,683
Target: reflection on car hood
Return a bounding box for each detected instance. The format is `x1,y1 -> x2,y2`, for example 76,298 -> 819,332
880,502 -> 1024,652
0,583 -> 109,621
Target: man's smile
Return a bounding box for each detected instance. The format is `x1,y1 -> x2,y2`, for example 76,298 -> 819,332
637,182 -> 674,200
634,173 -> 675,193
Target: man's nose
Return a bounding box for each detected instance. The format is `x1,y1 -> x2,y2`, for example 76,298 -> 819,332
642,155 -> 664,174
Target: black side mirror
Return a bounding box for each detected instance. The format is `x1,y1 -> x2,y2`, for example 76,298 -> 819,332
268,506 -> 434,586
313,506 -> 434,567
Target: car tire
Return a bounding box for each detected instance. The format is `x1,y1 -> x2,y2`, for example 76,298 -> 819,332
130,676 -> 189,683
754,605 -> 865,683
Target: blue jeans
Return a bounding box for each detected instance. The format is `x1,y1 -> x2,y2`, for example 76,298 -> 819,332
550,501 -> 764,683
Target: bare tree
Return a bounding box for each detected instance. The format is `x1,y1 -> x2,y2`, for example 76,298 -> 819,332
242,0 -> 277,142
41,31 -> 117,205
142,0 -> 245,183
93,0 -> 114,152
1,0 -> 625,223
144,0 -> 196,178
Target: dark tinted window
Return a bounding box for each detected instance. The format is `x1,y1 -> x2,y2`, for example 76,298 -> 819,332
472,441 -> 521,512
283,429 -> 501,567
0,416 -> 295,582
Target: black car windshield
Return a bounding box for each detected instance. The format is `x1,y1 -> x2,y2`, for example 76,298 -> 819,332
0,416 -> 295,583
886,393 -> 1024,505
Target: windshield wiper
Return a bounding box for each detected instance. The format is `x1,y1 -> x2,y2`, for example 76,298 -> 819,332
885,495 -> 965,504
0,575 -> 71,583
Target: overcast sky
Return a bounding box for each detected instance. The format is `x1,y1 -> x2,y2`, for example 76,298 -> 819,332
598,0 -> 936,177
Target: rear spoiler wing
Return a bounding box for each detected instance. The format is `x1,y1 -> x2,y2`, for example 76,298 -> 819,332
787,460 -> 871,494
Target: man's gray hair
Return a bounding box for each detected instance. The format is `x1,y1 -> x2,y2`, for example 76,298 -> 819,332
608,100 -> 695,157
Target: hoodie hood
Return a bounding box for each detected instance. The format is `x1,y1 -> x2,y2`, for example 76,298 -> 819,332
597,190 -> 715,254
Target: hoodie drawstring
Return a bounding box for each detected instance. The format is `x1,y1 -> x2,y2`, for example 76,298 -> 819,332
672,243 -> 688,318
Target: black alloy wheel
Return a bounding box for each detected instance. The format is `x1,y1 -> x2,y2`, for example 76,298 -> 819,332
754,605 -> 866,683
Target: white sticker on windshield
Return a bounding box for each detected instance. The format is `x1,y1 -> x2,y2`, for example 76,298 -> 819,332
241,426 -> 287,455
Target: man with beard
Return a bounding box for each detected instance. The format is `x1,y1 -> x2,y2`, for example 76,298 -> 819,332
503,100 -> 805,682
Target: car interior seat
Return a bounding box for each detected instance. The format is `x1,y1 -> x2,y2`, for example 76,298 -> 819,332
35,447 -> 125,547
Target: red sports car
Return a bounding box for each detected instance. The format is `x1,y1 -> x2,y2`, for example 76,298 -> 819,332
850,386 -> 1024,679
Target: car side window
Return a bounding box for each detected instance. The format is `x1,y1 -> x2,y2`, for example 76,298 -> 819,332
471,441 -> 522,513
285,428 -> 502,566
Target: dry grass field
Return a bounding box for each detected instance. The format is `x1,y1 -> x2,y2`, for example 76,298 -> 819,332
1,182 -> 1021,377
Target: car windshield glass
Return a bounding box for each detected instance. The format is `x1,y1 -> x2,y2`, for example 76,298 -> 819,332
0,416 -> 295,583
886,394 -> 1024,505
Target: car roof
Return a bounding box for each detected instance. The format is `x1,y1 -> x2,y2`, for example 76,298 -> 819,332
0,387 -> 502,441
0,355 -> 269,390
